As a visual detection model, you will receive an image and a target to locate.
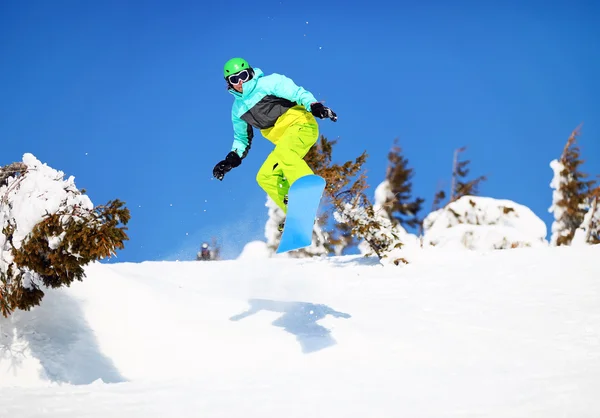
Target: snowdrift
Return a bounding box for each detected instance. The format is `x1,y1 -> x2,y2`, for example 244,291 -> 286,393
423,195 -> 548,249
1,245 -> 599,417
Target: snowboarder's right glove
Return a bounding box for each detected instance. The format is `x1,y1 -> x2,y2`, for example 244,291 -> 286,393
310,102 -> 337,122
213,151 -> 241,181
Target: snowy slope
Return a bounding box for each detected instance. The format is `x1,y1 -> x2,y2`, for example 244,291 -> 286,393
1,245 -> 600,417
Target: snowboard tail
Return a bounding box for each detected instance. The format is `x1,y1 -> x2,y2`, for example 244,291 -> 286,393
276,174 -> 326,253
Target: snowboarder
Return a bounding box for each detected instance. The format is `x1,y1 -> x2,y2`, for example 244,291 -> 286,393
212,57 -> 337,217
197,242 -> 211,261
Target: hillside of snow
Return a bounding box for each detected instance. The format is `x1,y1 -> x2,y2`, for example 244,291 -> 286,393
1,245 -> 599,417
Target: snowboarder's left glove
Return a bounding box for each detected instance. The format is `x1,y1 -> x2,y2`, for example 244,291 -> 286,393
213,151 -> 241,181
310,102 -> 337,122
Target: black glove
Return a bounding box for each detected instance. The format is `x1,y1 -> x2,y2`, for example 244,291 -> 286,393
213,151 -> 242,180
310,102 -> 337,122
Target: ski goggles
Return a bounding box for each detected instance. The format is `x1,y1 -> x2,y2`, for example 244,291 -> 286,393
227,69 -> 250,85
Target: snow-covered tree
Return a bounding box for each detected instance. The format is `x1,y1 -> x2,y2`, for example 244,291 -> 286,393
423,196 -> 548,250
306,135 -> 404,263
548,125 -> 597,246
346,138 -> 425,261
358,180 -> 420,262
0,154 -> 130,317
304,135 -> 364,255
571,186 -> 600,246
333,187 -> 404,264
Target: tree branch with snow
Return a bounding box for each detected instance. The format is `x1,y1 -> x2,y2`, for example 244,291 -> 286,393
1,154 -> 131,317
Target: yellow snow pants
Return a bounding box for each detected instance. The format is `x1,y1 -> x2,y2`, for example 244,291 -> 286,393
256,105 -> 319,213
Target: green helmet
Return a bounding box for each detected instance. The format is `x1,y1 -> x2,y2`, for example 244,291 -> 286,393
223,57 -> 251,78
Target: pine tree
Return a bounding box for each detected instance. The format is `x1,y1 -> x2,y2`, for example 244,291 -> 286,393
549,125 -> 597,246
305,135 -> 402,262
383,138 -> 424,230
428,147 -> 485,212
451,146 -> 487,202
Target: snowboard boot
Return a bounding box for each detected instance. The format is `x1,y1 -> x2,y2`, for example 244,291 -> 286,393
278,188 -> 288,233
278,194 -> 289,232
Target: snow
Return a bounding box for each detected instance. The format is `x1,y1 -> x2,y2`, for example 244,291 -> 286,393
1,245 -> 600,417
3,154 -> 93,248
2,154 -> 600,416
264,195 -> 285,251
373,179 -> 396,209
423,195 -> 548,250
238,240 -> 272,259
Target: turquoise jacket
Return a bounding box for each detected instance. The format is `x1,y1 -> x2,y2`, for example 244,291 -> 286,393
228,68 -> 318,159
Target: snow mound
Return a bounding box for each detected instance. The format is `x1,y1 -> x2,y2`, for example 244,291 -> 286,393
423,195 -> 548,250
237,240 -> 272,259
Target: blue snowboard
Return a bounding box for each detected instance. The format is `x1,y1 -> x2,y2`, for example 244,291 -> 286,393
276,174 -> 326,254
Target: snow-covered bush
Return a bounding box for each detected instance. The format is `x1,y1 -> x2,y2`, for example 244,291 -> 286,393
353,180 -> 420,264
0,154 -> 130,317
422,195 -> 547,250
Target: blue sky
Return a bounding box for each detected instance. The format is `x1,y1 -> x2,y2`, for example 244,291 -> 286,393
1,0 -> 599,262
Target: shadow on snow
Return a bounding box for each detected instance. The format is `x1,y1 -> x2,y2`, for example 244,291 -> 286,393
230,298 -> 351,354
0,288 -> 126,385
